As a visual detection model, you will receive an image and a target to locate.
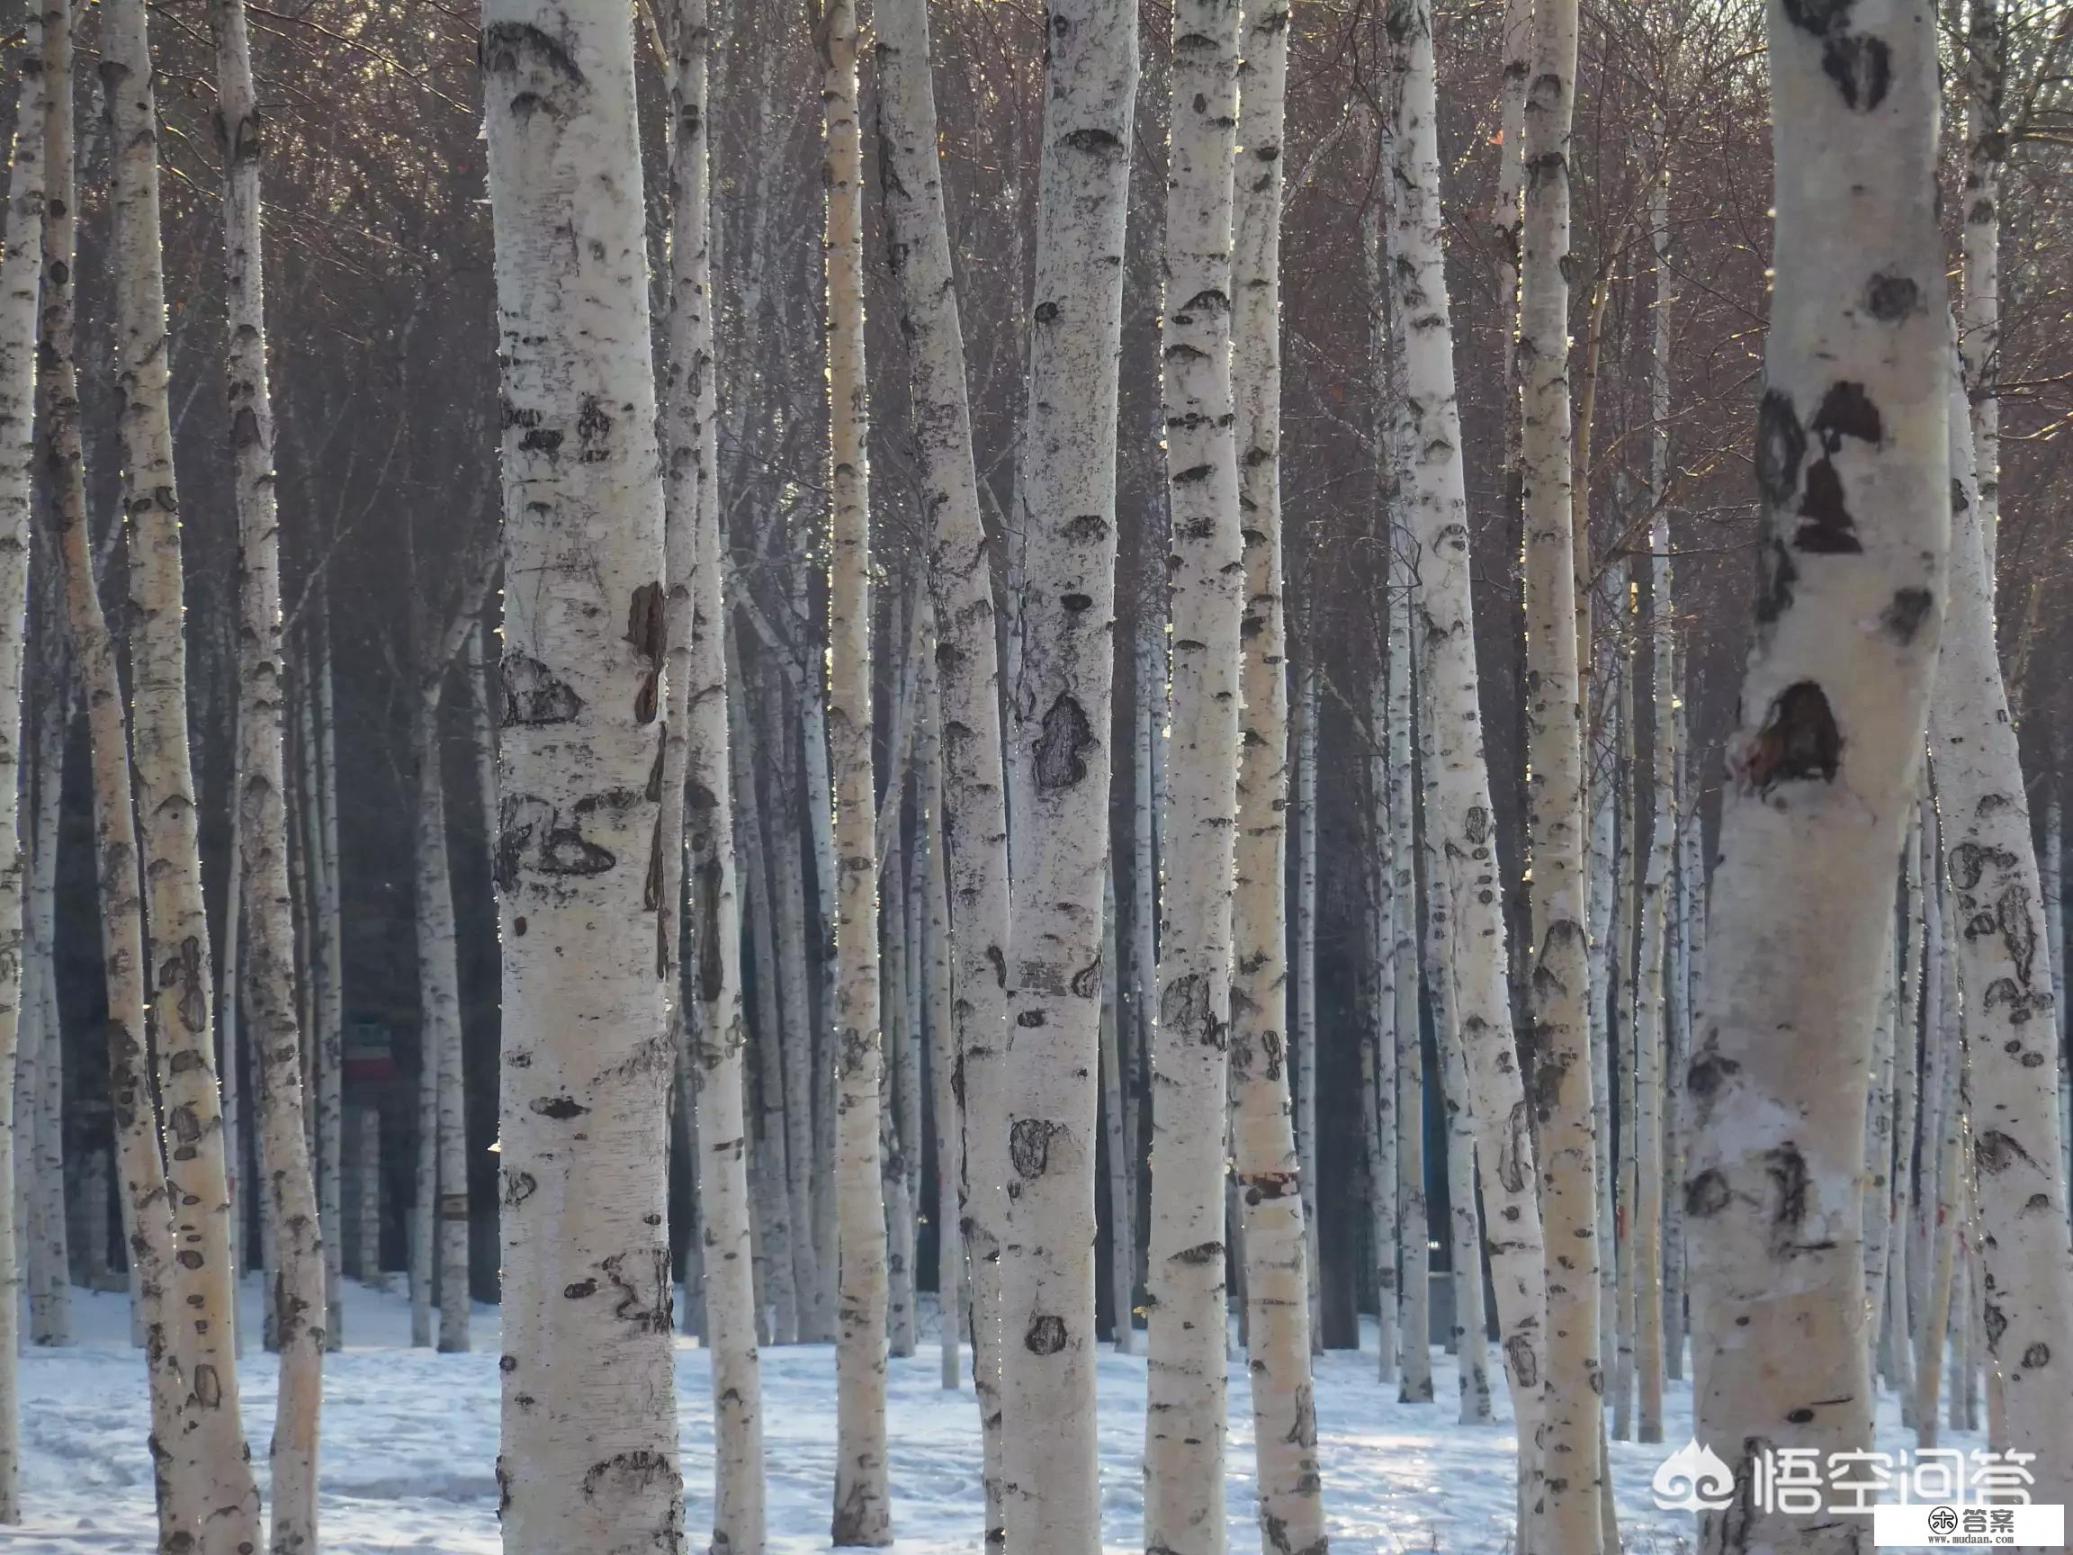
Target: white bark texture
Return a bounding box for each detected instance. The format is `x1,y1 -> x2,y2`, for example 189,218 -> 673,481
997,1 -> 1137,1549
1097,867 -> 1131,1362
1928,353 -> 2073,1506
1686,7 -> 1950,1551
661,2 -> 765,1544
355,1107 -> 383,1288
479,3 -> 685,1547
871,0 -> 1011,1494
106,0 -> 264,1540
882,842 -> 917,1363
411,1008 -> 435,1349
813,1 -> 891,1539
1395,643 -> 1431,1405
24,665 -> 67,1350
919,654 -> 966,1390
314,622 -> 346,1348
1427,864 -> 1494,1427
1366,672 -> 1399,1387
1510,0 -> 1603,1527
1585,617 -> 1620,1397
2046,798 -> 2069,1215
1959,0 -> 2002,591
0,6 -> 45,1517
1227,0 -> 1324,1544
1144,4 -> 1244,1548
1385,0 -> 1552,1526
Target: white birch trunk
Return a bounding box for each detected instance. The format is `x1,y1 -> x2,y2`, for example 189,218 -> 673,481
796,580 -> 842,1350
1366,676 -> 1399,1387
0,7 -> 44,1514
1098,865 -> 1134,1362
1960,0 -> 2002,595
480,2 -> 686,1545
1228,1 -> 1324,1537
1885,813 -> 1923,1404
25,668 -> 67,1350
1687,8 -> 1950,1548
882,840 -> 917,1363
1510,0 -> 1602,1527
920,652 -> 966,1389
314,619 -> 345,1348
209,0 -> 328,1524
998,2 -> 1137,1548
813,3 -> 890,1537
1143,3 -> 1243,1545
871,4 -> 1013,1507
731,637 -> 798,1348
1294,670 -> 1324,1359
1397,640 -> 1432,1404
1863,924 -> 1899,1366
1914,828 -> 1955,1443
1613,694 -> 1636,1444
413,687 -> 470,1353
1586,613 -> 1621,1398
2043,797 -> 2067,1222
355,1107 -> 383,1289
1429,869 -> 1495,1427
658,6 -> 765,1540
1383,0 -> 1550,1514
1928,352 -> 2073,1504
411,1011 -> 435,1349
1664,742 -> 1699,1384
106,0 -> 263,1538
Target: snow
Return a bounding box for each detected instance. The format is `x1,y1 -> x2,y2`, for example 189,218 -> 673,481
10,1278 -> 1978,1552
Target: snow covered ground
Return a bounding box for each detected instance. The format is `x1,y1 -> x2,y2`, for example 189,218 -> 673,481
10,1278 -> 1976,1552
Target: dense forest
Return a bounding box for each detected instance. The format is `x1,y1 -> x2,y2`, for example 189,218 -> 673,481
1,0 -> 2071,1551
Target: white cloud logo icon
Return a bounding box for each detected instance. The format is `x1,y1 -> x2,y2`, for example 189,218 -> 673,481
1652,1439 -> 1737,1511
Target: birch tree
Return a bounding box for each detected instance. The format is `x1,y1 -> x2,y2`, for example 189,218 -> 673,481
1144,3 -> 1245,1547
105,0 -> 263,1539
997,1 -> 1138,1547
1928,352 -> 2073,1508
210,0 -> 327,1538
1685,6 -> 1950,1550
810,0 -> 892,1538
480,3 -> 685,1546
1959,0 -> 2002,590
0,6 -> 45,1518
1227,0 -> 1326,1544
1384,0 -> 1553,1529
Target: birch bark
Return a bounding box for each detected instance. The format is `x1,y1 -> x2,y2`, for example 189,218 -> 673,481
1959,0 -> 2002,592
105,0 -> 263,1539
811,2 -> 891,1538
1293,669 -> 1323,1358
0,8 -> 44,1516
1509,0 -> 1603,1526
998,2 -> 1137,1549
23,650 -> 66,1350
1686,7 -> 1950,1551
1383,0 -> 1550,1514
1397,636 -> 1432,1404
1928,353 -> 2073,1506
870,0 -> 1014,1504
1227,2 -> 1324,1539
1144,4 -> 1244,1546
480,3 -> 685,1546
659,5 -> 765,1541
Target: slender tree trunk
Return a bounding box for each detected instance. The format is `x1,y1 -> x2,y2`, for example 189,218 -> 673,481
25,649 -> 68,1350
1886,811 -> 1923,1406
1383,0 -> 1551,1518
1227,1 -> 1324,1538
795,577 -> 842,1347
1663,743 -> 1698,1384
105,0 -> 271,1539
411,997 -> 435,1348
1960,0 -> 2002,595
657,7 -> 766,1542
1863,924 -> 1899,1368
1687,8 -> 1949,1549
1914,821 -> 1954,1443
354,1107 -> 382,1289
731,637 -> 799,1348
1586,614 -> 1620,1401
1612,690 -> 1636,1445
761,677 -> 827,1345
881,839 -> 917,1362
997,2 -> 1137,1549
1428,866 -> 1494,1426
1292,671 -> 1323,1362
0,5 -> 44,1514
313,615 -> 345,1347
412,689 -> 470,1353
1397,639 -> 1432,1405
1366,675 -> 1399,1387
207,0 -> 328,1530
810,3 -> 891,1538
2046,796 -> 2069,1218
1143,4 -> 1244,1547
1507,0 -> 1604,1527
1928,350 -> 2073,1503
480,3 -> 686,1545
1098,864 -> 1134,1361
918,646 -> 966,1389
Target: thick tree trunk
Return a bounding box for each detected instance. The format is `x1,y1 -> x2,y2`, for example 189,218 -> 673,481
1928,353 -> 2073,1504
105,0 -> 265,1540
1509,0 -> 1604,1529
658,7 -> 766,1542
1383,0 -> 1551,1517
1227,1 -> 1324,1538
1687,8 -> 1949,1551
0,6 -> 44,1515
870,1 -> 1010,1469
811,3 -> 892,1540
1144,4 -> 1244,1548
480,3 -> 685,1547
997,2 -> 1137,1549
